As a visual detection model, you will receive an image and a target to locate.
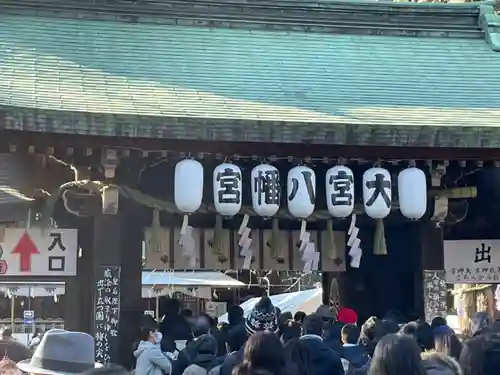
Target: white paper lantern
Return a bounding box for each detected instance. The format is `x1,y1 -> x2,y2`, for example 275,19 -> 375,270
398,167 -> 427,220
174,159 -> 204,213
251,164 -> 280,217
213,163 -> 242,216
363,167 -> 392,219
287,166 -> 316,219
326,165 -> 354,218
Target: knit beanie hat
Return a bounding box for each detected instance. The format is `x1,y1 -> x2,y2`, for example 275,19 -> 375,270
337,307 -> 358,325
245,296 -> 279,335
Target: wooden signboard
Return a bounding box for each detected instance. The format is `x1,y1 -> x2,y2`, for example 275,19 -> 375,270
94,266 -> 120,364
423,270 -> 448,323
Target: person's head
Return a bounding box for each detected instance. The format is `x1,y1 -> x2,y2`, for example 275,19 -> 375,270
235,331 -> 284,375
139,319 -> 162,344
359,316 -> 383,355
459,332 -> 500,375
400,321 -> 433,351
228,305 -> 244,326
430,317 -> 448,330
191,334 -> 217,356
433,330 -> 462,360
368,333 -> 427,375
421,352 -> 463,375
164,297 -> 181,315
341,324 -> 360,345
244,296 -> 279,336
283,339 -> 313,375
1,328 -> 12,340
471,312 -> 492,337
281,320 -> 301,344
192,315 -> 211,338
226,325 -> 248,353
315,305 -> 335,323
294,311 -> 306,324
302,314 -> 323,337
280,312 -> 293,323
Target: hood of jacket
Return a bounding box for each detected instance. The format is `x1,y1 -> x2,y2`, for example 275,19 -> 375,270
422,356 -> 462,375
134,340 -> 158,357
300,335 -> 341,371
189,334 -> 219,370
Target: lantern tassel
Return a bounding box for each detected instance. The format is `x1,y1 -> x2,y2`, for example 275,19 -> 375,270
212,215 -> 223,256
373,219 -> 387,255
326,219 -> 340,260
151,209 -> 162,253
270,218 -> 283,260
181,214 -> 189,235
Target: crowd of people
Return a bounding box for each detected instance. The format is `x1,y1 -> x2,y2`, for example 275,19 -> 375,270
135,298 -> 500,375
1,297 -> 500,375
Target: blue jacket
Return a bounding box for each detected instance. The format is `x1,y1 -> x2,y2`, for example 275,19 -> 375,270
134,341 -> 173,375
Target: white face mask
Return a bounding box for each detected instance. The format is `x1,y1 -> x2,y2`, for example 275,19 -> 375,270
154,332 -> 163,344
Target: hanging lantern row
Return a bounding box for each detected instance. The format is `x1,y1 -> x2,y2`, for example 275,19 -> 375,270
173,160 -> 428,220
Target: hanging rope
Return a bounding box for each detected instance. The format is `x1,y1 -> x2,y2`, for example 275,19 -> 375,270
325,218 -> 341,260
212,215 -> 224,257
373,219 -> 387,255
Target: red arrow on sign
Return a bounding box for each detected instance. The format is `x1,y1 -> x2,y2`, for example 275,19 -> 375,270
11,232 -> 40,272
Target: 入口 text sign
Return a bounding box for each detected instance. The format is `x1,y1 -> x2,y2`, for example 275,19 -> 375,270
0,228 -> 77,276
444,240 -> 500,283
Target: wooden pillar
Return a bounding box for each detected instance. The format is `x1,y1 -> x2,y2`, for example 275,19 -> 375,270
93,211 -> 121,364
118,201 -> 143,369
63,219 -> 93,332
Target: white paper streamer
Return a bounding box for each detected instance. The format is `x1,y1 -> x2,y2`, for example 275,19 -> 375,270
179,225 -> 197,267
347,215 -> 362,268
238,217 -> 253,269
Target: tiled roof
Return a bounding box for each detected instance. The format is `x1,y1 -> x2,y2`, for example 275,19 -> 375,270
0,10 -> 499,143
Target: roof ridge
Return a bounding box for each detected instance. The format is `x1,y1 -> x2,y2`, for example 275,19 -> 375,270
0,0 -> 486,38
479,4 -> 500,51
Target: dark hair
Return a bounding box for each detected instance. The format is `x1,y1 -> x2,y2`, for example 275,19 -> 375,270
192,316 -> 211,338
163,298 -> 181,315
139,319 -> 158,341
341,324 -> 360,345
284,339 -> 313,375
227,325 -> 248,353
302,314 -> 323,337
233,331 -> 284,375
228,305 -> 245,326
281,320 -> 301,344
430,317 -> 448,330
434,331 -> 462,360
400,321 -> 433,351
368,334 -> 427,375
294,311 -> 306,324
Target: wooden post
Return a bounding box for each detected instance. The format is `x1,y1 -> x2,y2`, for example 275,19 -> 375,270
92,211 -> 121,364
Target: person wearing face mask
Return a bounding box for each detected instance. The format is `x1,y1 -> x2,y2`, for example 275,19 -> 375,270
135,320 -> 173,375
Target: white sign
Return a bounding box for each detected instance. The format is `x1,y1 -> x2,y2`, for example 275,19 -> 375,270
444,240 -> 500,283
0,228 -> 78,276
